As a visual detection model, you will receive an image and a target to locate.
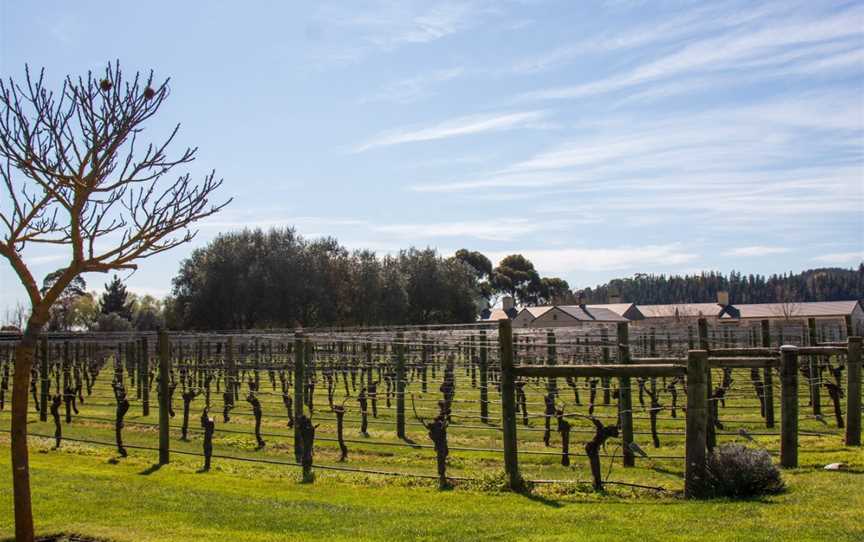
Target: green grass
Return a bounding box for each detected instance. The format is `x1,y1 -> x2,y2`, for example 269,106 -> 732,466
0,436 -> 862,541
0,364 -> 861,541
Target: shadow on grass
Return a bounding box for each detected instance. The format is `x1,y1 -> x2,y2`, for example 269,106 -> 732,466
519,489 -> 564,508
138,463 -> 163,476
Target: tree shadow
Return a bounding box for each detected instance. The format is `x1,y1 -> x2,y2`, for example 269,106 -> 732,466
139,463 -> 163,476
519,490 -> 563,508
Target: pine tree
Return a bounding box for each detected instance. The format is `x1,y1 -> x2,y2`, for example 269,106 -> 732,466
99,275 -> 133,320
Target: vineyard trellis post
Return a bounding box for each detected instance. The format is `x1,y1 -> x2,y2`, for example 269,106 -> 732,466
479,329 -> 489,424
780,345 -> 799,468
546,330 -> 557,396
498,319 -> 522,490
39,337 -> 48,422
141,337 -> 150,417
395,331 -> 406,439
761,319 -> 775,428
293,333 -> 305,463
616,322 -> 635,467
846,337 -> 862,446
807,318 -> 821,417
697,318 -> 716,450
685,349 -> 708,498
158,330 -> 171,465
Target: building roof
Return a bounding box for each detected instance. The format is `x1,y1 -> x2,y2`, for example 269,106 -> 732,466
732,300 -> 861,319
519,306 -> 555,318
586,303 -> 642,319
557,305 -> 629,322
480,308 -> 512,321
637,303 -> 726,319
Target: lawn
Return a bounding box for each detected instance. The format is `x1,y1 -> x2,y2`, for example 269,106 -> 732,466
1,345 -> 861,541
0,432 -> 862,541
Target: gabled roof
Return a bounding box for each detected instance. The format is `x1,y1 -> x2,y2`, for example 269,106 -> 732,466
733,300 -> 862,319
557,305 -> 628,322
587,303 -> 643,320
637,303 -> 726,319
518,306 -> 555,318
482,308 -> 513,321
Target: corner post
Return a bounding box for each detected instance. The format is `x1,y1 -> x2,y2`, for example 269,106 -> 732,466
780,345 -> 799,468
499,319 -> 522,490
685,350 -> 709,499
617,321 -> 635,467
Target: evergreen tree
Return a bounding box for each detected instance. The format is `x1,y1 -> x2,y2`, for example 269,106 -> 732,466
99,275 -> 133,320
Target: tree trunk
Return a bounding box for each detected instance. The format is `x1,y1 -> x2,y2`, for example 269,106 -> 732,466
12,320 -> 43,542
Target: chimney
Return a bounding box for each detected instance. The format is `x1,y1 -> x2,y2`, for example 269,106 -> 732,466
717,291 -> 729,306
502,296 -> 515,311
608,287 -> 622,304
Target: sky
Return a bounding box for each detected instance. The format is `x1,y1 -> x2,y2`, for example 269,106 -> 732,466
0,0 -> 863,315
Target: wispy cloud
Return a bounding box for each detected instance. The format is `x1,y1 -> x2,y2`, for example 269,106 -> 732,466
362,67 -> 465,104
316,1 -> 506,63
811,252 -> 864,265
520,4 -> 864,101
722,246 -> 792,257
352,110 -> 546,152
486,243 -> 698,274
372,217 -> 598,242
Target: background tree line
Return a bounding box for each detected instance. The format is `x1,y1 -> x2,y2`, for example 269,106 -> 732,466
165,228 -> 487,329
5,240 -> 861,332
580,266 -> 864,305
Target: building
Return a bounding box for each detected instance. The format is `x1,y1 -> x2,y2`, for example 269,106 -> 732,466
728,300 -> 864,336
479,293 -> 863,336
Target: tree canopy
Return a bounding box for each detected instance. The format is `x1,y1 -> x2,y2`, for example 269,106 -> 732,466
167,229 -> 480,329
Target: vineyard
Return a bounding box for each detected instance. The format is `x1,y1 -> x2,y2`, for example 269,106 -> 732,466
0,317 -> 860,502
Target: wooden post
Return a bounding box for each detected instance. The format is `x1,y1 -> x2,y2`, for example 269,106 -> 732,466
141,337 -> 150,417
395,331 -> 406,439
479,329 -> 489,424
158,330 -> 171,465
293,333 -> 305,463
807,318 -> 821,416
601,328 -> 611,405
697,318 -> 715,450
499,319 -> 522,490
226,336 -> 236,404
761,320 -> 775,428
617,322 -> 635,467
685,350 -> 709,499
39,337 -> 49,422
421,333 -> 429,394
780,345 -> 799,468
365,340 -> 373,389
546,330 -> 557,396
697,318 -> 709,350
845,337 -> 862,446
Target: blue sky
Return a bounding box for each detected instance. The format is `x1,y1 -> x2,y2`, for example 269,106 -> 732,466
1,0 -> 863,314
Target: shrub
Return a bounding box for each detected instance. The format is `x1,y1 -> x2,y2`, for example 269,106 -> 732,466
705,444 -> 785,498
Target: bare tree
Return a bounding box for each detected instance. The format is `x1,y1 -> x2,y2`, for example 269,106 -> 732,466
0,62 -> 230,541
2,301 -> 29,330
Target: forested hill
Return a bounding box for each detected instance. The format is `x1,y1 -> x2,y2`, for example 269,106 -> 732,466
580,265 -> 864,305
